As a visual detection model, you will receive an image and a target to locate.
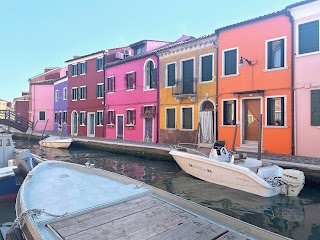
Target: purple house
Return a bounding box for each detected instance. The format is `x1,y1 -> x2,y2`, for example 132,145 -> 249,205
53,76 -> 68,135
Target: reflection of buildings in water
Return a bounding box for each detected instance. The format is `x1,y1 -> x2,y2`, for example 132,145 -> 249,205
170,172 -> 305,236
41,148 -> 71,159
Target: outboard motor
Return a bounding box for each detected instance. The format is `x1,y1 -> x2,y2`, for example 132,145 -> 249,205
15,150 -> 38,177
280,169 -> 305,197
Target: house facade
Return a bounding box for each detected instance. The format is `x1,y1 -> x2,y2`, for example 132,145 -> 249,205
28,67 -> 61,122
12,92 -> 29,121
217,11 -> 293,155
105,54 -> 159,142
0,99 -> 8,119
53,76 -> 68,135
289,0 -> 320,158
30,80 -> 56,132
158,34 -> 217,144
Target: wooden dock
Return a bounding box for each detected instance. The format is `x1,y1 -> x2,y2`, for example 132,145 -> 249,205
48,195 -> 249,240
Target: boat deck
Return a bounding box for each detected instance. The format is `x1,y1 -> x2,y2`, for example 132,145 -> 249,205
48,194 -> 248,240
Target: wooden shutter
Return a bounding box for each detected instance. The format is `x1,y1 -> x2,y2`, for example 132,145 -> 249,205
201,55 -> 213,81
280,39 -> 285,68
112,111 -> 115,124
96,85 -> 98,98
84,62 -> 87,74
112,77 -> 115,92
133,72 -> 136,89
133,110 -> 136,125
232,100 -> 236,125
71,66 -> 74,76
280,97 -> 285,126
84,87 -> 87,99
96,59 -> 98,71
299,20 -> 320,54
267,98 -> 274,125
167,64 -> 175,86
152,106 -> 156,116
141,106 -> 145,117
267,41 -> 273,69
225,50 -> 236,75
125,74 -> 128,89
151,68 -> 157,88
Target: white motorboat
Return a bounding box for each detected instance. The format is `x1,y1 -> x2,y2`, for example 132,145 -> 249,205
169,141 -> 305,197
13,160 -> 290,240
0,134 -> 37,202
39,136 -> 73,149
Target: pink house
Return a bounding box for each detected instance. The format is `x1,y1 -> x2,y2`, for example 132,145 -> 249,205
104,40 -> 171,142
30,80 -> 56,132
289,1 -> 320,158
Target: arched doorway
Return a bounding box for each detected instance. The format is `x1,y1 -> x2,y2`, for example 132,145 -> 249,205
71,111 -> 78,136
199,100 -> 215,145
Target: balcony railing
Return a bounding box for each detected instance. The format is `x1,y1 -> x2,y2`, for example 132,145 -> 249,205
172,78 -> 197,103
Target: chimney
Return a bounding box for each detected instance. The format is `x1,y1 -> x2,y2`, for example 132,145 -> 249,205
73,55 -> 81,59
44,67 -> 55,73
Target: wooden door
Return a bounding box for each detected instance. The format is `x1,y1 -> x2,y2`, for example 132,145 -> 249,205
117,115 -> 124,139
244,99 -> 260,141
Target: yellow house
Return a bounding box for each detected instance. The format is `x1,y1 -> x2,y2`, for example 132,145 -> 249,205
158,34 -> 217,144
0,99 -> 8,119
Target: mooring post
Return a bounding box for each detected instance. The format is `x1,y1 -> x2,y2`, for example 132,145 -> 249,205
258,114 -> 262,160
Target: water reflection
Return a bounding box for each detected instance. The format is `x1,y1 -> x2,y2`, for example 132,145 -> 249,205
6,139 -> 320,239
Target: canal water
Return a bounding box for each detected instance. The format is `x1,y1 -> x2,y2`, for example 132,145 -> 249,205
1,140 -> 320,240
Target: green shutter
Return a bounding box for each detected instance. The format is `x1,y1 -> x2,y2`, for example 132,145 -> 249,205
299,20 -> 320,54
311,90 -> 320,126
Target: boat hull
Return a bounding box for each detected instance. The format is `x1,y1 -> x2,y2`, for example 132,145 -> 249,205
0,172 -> 19,202
170,150 -> 280,197
39,139 -> 72,149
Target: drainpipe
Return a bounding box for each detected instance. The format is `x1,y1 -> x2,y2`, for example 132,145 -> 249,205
103,50 -> 107,138
288,11 -> 295,155
215,33 -> 219,141
156,54 -> 160,143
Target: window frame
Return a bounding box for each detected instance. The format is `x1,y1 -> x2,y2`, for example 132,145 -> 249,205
296,19 -> 320,56
72,87 -> 78,101
125,71 -> 136,91
54,112 -> 58,123
96,83 -> 104,98
72,64 -> 78,77
96,110 -> 104,126
311,89 -> 320,126
199,53 -> 214,83
265,36 -> 287,71
180,106 -> 194,130
63,87 -> 67,100
79,86 -> 87,100
107,76 -> 115,93
107,110 -> 115,125
144,59 -> 157,90
222,47 -> 239,77
265,95 -> 286,127
126,109 -> 136,126
63,111 -> 67,124
38,110 -> 46,121
79,111 -> 86,126
55,90 -> 59,102
165,107 -> 176,129
80,61 -> 87,75
96,57 -> 103,72
166,62 -> 176,88
221,99 -> 237,126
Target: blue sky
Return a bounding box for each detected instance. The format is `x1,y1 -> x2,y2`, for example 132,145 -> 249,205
0,0 -> 298,101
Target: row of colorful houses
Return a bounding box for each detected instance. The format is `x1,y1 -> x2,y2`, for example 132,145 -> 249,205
26,0 -> 320,158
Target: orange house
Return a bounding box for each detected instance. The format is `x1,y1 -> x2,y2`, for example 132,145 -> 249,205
216,11 -> 293,155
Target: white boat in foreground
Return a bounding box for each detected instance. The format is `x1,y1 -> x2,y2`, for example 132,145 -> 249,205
39,136 -> 73,149
14,160 -> 290,240
169,142 -> 305,197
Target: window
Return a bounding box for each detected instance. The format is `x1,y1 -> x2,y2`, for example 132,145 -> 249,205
63,87 -> 67,100
126,109 -> 136,125
267,97 -> 284,126
80,62 -> 86,74
55,90 -> 59,102
223,100 -> 236,125
141,106 -> 156,118
79,112 -> 86,126
166,108 -> 175,129
200,55 -> 213,82
54,112 -> 58,123
39,111 -> 46,121
182,107 -> 193,129
96,111 -> 104,126
72,88 -> 78,100
125,72 -> 136,90
107,77 -> 115,93
166,63 -> 176,87
144,60 -> 157,89
63,111 -> 67,123
133,45 -> 145,55
5,139 -> 11,146
267,38 -> 285,69
96,57 -> 104,71
72,64 -> 78,76
107,111 -> 115,125
96,84 -> 104,98
223,49 -> 237,76
79,86 -> 87,100
311,90 -> 320,126
299,20 -> 319,55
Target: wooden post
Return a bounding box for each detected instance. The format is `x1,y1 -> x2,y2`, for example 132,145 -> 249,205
40,119 -> 49,140
232,124 -> 238,151
258,114 -> 262,160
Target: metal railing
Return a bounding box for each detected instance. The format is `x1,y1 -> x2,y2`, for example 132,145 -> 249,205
172,78 -> 197,96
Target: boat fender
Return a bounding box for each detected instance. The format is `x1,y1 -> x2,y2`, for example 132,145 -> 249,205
5,226 -> 23,240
